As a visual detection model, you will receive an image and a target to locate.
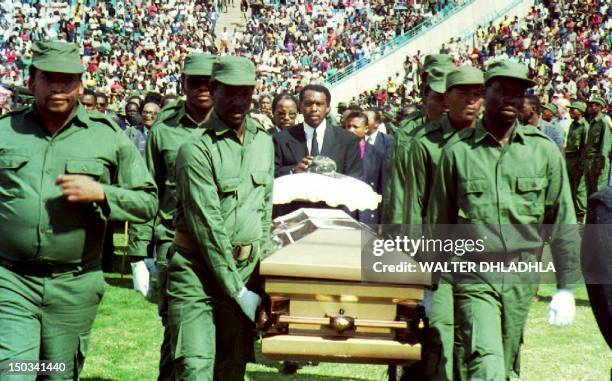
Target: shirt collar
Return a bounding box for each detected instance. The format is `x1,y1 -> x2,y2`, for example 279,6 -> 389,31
440,115 -> 456,140
26,102 -> 89,129
368,129 -> 378,143
178,103 -> 212,128
476,119 -> 526,145
206,110 -> 258,137
304,118 -> 327,137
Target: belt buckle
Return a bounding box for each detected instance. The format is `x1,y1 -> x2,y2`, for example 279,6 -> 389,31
233,244 -> 253,262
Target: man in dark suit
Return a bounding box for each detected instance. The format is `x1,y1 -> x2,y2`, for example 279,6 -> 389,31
360,109 -> 393,224
273,84 -> 362,178
343,111 -> 386,225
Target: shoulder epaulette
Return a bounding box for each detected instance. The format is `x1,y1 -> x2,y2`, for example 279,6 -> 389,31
522,123 -> 551,139
88,111 -> 121,132
158,100 -> 184,123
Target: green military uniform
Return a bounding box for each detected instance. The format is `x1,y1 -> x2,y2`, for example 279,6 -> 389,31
167,57 -> 274,381
383,58 -> 452,224
565,102 -> 590,220
583,96 -> 612,197
0,42 -> 157,379
426,62 -> 580,380
127,53 -> 217,381
401,66 -> 484,381
541,103 -> 564,141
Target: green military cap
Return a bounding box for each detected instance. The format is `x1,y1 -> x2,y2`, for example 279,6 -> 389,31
484,60 -> 536,87
31,41 -> 84,74
383,110 -> 397,120
422,54 -> 454,76
338,102 -> 347,108
445,66 -> 484,91
568,101 -> 587,113
587,95 -> 606,107
182,53 -> 216,76
212,56 -> 256,86
542,103 -> 558,115
427,67 -> 448,94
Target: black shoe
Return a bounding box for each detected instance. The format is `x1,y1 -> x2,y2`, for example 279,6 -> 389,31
281,361 -> 300,374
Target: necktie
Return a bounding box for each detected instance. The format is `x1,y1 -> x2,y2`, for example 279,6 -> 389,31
360,139 -> 366,159
311,129 -> 319,156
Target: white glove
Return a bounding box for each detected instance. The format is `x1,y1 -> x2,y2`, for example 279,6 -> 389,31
234,287 -> 262,322
422,289 -> 434,319
548,289 -> 575,327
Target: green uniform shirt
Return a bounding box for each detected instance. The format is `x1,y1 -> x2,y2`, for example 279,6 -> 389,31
174,111 -> 274,297
403,115 -> 464,225
583,113 -> 612,195
383,110 -> 429,224
129,102 -> 211,256
565,117 -> 589,155
0,103 -> 158,264
565,117 -> 589,179
426,122 -> 580,288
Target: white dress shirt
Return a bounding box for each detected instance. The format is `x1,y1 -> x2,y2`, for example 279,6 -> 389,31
304,119 -> 327,155
367,130 -> 379,145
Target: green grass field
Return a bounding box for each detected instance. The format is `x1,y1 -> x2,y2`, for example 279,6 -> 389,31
80,274 -> 611,381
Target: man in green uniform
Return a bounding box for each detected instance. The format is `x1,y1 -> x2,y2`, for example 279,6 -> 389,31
0,41 -> 157,379
426,61 -> 580,380
583,95 -> 611,197
383,54 -> 454,224
401,66 -> 484,381
541,103 -> 558,123
128,53 -> 216,381
168,56 -> 274,381
565,101 -> 590,221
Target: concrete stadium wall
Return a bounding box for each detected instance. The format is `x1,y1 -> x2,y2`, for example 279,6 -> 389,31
329,0 -> 535,109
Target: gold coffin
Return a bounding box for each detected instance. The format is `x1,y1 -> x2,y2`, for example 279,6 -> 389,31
259,209 -> 431,365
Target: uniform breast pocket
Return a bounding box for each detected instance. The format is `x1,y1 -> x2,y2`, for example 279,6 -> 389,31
65,160 -> 107,182
217,177 -> 240,211
458,178 -> 490,220
515,177 -> 547,215
0,155 -> 29,198
251,171 -> 270,209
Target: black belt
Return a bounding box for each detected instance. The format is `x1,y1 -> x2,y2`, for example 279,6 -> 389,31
0,259 -> 99,277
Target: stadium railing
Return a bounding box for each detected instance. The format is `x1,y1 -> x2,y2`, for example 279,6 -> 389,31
325,0 -> 526,88
325,0 -> 477,86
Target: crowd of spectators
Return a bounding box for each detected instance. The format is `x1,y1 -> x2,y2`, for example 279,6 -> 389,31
353,0 -> 611,123
1,0 -> 455,110
1,0 -> 216,108
242,0 -> 445,95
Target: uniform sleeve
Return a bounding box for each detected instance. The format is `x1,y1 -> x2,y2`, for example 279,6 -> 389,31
273,133 -> 293,177
102,131 -> 158,223
597,118 -> 612,191
403,139 -> 428,225
383,137 -> 410,224
426,148 -> 458,225
127,130 -> 161,256
260,140 -> 275,255
543,147 -> 581,289
380,134 -> 394,199
175,141 -> 244,297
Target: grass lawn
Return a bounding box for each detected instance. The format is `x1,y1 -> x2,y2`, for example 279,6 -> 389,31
80,273 -> 611,381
